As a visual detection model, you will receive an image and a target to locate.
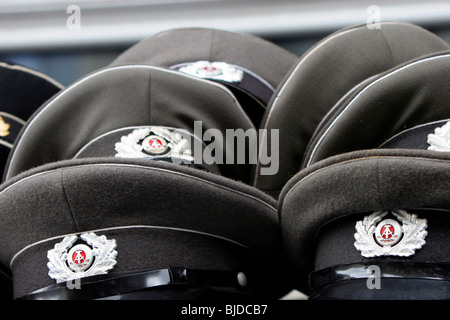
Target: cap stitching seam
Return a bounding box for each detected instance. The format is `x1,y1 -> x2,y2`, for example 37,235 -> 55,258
60,169 -> 79,233
379,27 -> 396,66
253,25 -> 367,185
375,157 -> 386,208
208,29 -> 215,61
147,69 -> 152,123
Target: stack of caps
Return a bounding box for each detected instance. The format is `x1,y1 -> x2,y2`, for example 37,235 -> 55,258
0,28 -> 298,300
2,21 -> 450,300
0,61 -> 64,299
273,23 -> 450,299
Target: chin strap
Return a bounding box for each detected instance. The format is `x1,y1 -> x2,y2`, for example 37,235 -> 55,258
19,267 -> 250,300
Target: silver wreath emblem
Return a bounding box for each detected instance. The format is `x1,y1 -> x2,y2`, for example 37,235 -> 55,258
47,232 -> 118,283
427,121 -> 450,152
114,127 -> 194,162
354,210 -> 427,258
178,61 -> 244,83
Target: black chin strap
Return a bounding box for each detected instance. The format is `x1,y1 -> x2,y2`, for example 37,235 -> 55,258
310,261 -> 450,291
19,268 -> 250,300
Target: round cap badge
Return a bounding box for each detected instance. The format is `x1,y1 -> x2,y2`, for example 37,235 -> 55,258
67,244 -> 94,272
142,135 -> 169,155
374,219 -> 402,247
196,63 -> 224,77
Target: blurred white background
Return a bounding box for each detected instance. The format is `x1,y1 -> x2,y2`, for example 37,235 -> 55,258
1,0 -> 450,86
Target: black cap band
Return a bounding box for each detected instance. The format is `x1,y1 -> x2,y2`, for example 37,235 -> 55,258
171,62 -> 275,106
171,62 -> 275,125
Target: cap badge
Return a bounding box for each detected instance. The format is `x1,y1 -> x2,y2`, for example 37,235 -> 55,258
115,127 -> 194,161
142,135 -> 169,155
354,210 -> 427,258
427,121 -> 450,152
0,116 -> 10,137
47,232 -> 118,283
178,61 -> 244,83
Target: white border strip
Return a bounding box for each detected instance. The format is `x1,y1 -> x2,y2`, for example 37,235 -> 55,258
0,111 -> 26,125
1,162 -> 277,212
0,61 -> 64,90
0,111 -> 26,149
10,224 -> 250,268
286,155 -> 450,201
304,53 -> 450,167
